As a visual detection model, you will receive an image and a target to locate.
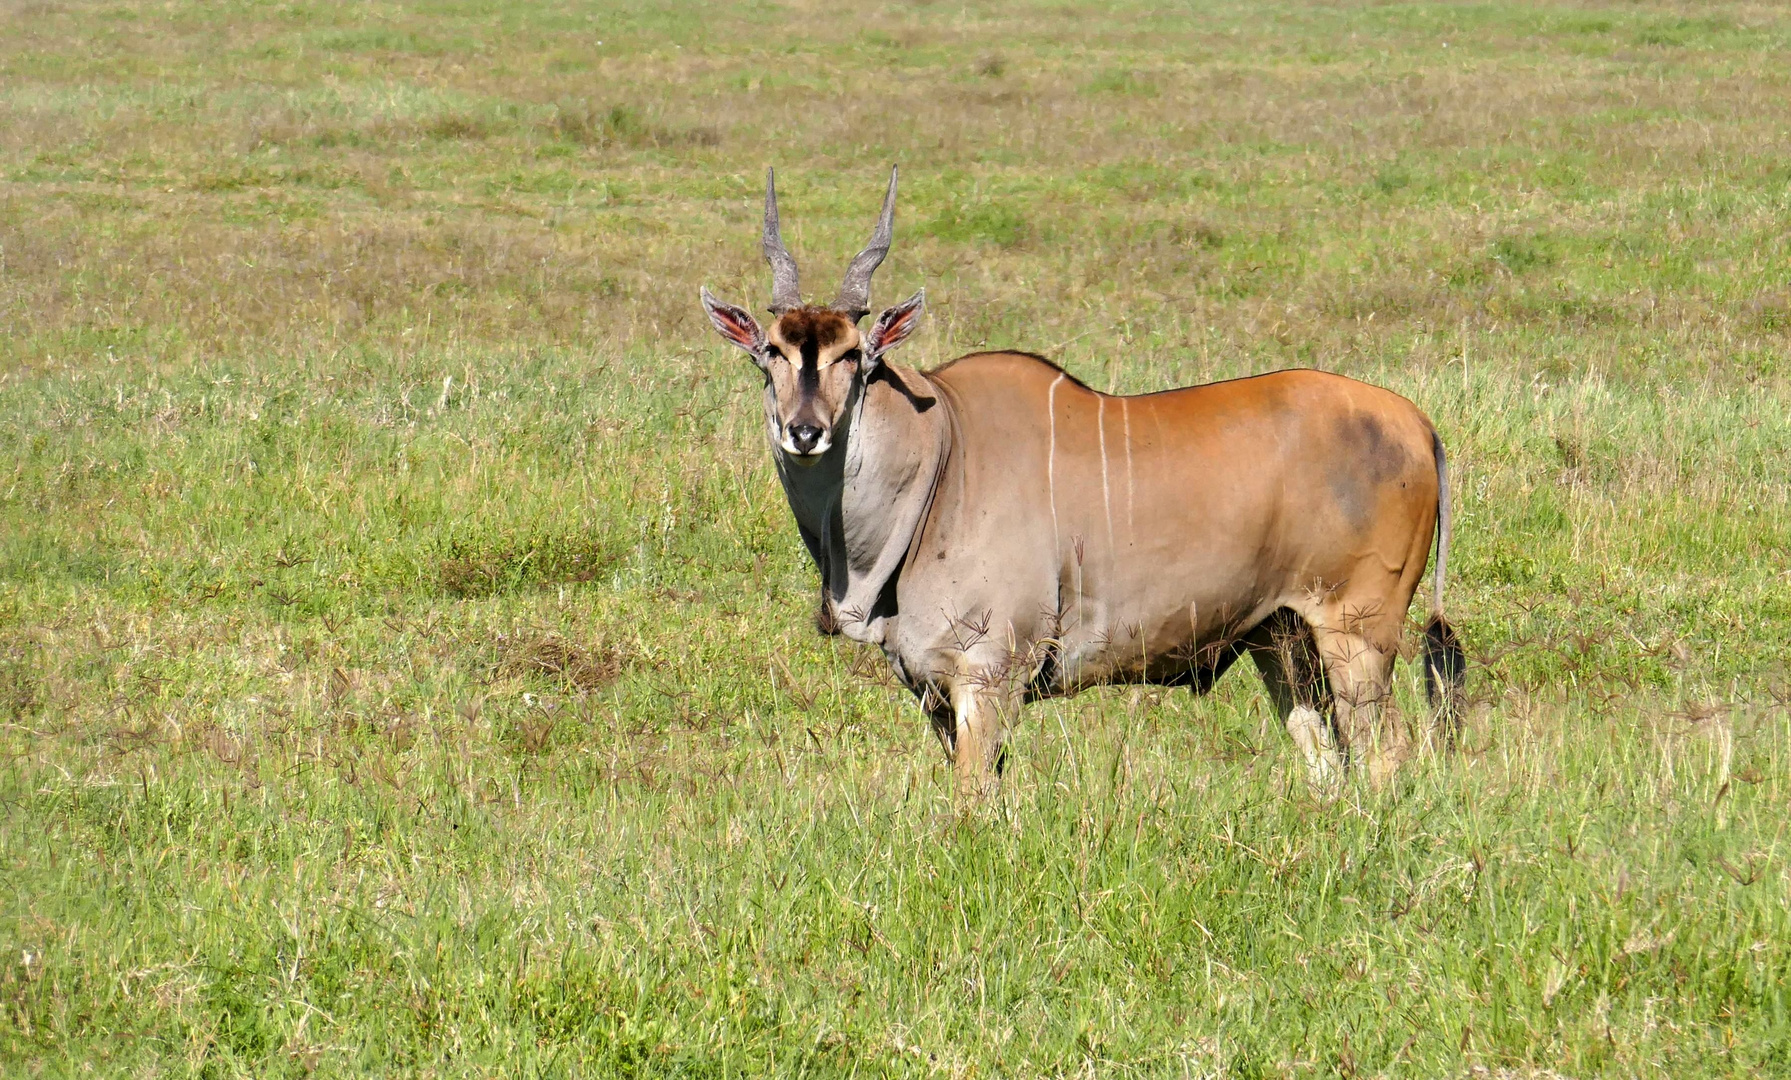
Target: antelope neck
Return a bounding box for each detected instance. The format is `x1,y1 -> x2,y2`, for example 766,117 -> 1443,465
773,365 -> 950,646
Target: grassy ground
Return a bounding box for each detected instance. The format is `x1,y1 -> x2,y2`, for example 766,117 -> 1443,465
4,0 -> 1791,1074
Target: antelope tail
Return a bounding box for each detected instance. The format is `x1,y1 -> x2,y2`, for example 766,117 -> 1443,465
1424,429 -> 1466,715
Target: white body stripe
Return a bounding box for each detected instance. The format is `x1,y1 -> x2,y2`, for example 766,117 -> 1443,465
1097,396 -> 1114,552
1121,398 -> 1134,536
1047,373 -> 1064,566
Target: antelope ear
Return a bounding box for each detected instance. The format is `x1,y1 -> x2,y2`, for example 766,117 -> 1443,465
701,287 -> 766,363
864,289 -> 924,369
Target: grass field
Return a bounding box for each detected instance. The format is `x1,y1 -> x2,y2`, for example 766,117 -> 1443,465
4,0 -> 1791,1074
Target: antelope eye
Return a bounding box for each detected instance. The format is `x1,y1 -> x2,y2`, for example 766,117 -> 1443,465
764,345 -> 785,361
841,348 -> 863,363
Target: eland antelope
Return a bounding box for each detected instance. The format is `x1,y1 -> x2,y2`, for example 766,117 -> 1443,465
702,168 -> 1464,798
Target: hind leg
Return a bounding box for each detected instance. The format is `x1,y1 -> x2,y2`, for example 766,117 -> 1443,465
1244,610 -> 1341,787
1309,611 -> 1406,787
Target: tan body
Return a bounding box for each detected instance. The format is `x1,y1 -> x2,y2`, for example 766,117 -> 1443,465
805,353 -> 1448,793
907,354 -> 1435,687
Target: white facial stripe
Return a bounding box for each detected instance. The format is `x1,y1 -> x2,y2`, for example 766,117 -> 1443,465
815,335 -> 862,369
767,334 -> 860,361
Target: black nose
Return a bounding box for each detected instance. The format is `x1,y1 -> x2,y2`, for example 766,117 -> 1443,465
788,423 -> 824,453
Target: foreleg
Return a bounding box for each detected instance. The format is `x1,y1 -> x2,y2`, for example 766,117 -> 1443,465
948,673 -> 1017,804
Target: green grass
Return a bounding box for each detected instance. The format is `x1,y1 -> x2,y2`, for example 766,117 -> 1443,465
3,0 -> 1791,1075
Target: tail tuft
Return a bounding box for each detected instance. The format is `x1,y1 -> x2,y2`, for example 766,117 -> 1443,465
1423,615 -> 1465,737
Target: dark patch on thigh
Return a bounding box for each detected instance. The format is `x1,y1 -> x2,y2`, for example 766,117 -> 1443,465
1327,412 -> 1411,529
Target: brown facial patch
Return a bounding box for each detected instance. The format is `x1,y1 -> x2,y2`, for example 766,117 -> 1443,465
769,307 -> 861,367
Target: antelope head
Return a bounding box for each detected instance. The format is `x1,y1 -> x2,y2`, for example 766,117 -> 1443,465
702,167 -> 925,462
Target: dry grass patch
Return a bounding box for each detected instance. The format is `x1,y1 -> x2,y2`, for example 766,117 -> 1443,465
490,627 -> 632,693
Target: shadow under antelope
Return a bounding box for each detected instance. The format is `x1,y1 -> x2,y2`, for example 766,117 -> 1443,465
702,167 -> 1464,799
